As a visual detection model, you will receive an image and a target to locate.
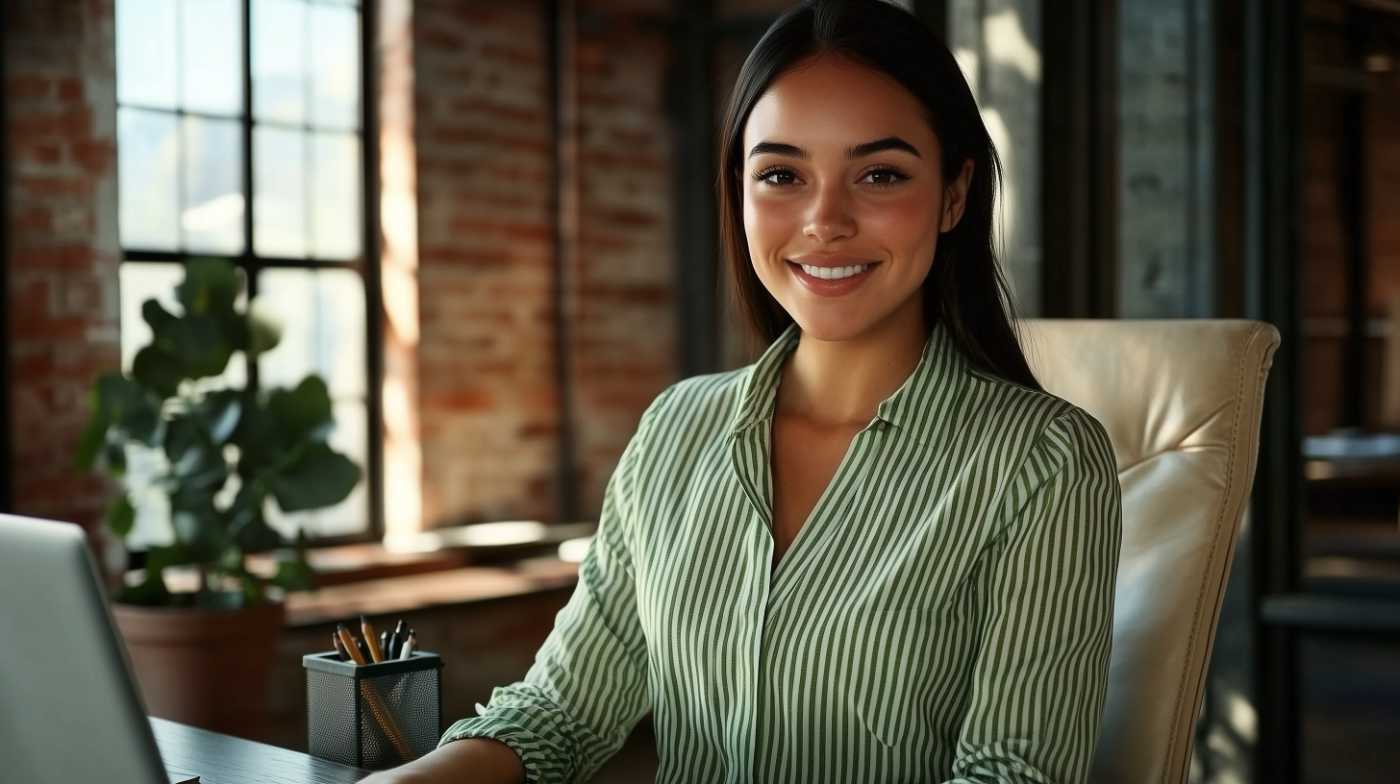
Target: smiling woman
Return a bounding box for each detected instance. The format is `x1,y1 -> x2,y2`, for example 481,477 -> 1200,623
363,3 -> 1122,783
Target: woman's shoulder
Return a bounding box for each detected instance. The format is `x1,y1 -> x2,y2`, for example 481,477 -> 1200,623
961,365 -> 1117,470
636,366 -> 752,438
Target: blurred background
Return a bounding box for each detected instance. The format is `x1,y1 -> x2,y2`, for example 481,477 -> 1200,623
2,0 -> 1397,781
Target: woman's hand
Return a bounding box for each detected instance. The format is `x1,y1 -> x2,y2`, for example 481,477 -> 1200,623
354,738 -> 525,784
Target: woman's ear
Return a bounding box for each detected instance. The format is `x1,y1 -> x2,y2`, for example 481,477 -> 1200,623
939,159 -> 975,233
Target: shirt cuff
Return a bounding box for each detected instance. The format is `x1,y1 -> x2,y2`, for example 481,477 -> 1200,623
438,706 -> 552,784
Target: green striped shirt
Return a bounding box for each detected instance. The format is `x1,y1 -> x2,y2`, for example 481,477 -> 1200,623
441,320 -> 1123,783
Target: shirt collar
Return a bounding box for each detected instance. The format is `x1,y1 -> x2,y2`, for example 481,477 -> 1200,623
727,319 -> 969,445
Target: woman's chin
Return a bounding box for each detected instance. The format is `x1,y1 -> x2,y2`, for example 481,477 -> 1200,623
788,313 -> 878,344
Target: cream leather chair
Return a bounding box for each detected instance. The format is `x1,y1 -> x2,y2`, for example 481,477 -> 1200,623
1018,319 -> 1281,784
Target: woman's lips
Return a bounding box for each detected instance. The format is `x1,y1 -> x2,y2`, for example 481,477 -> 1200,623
786,259 -> 878,297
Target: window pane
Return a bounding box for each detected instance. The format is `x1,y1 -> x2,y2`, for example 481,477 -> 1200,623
253,0 -> 307,125
182,116 -> 245,254
265,400 -> 369,539
310,3 -> 360,130
118,108 -> 179,250
254,126 -> 308,257
312,132 -> 362,260
181,0 -> 244,116
117,0 -> 177,109
255,267 -> 367,399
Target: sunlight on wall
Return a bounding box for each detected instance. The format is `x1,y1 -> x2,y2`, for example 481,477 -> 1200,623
379,0 -> 424,540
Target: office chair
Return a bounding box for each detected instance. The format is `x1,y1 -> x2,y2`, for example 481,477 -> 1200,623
1018,319 -> 1281,784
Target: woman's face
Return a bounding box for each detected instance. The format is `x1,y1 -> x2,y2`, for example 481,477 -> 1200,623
741,54 -> 971,343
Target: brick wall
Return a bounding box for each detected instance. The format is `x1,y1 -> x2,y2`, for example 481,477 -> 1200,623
2,0 -> 691,534
3,0 -> 120,530
413,0 -> 679,528
568,0 -> 677,513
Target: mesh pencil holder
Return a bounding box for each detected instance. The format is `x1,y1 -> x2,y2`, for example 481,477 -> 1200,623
304,650 -> 444,769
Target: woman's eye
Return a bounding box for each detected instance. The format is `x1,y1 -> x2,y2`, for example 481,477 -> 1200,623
753,167 -> 798,187
862,167 -> 908,187
751,166 -> 908,188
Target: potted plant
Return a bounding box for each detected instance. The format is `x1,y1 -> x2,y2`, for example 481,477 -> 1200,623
76,257 -> 362,737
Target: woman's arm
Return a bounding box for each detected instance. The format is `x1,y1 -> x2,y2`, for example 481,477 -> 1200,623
356,737 -> 524,784
399,387 -> 672,784
946,407 -> 1123,784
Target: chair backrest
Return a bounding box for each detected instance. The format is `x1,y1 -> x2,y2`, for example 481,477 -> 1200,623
1018,319 -> 1281,784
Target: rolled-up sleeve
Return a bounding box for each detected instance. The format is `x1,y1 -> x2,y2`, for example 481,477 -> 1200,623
947,406 -> 1123,784
438,388 -> 671,783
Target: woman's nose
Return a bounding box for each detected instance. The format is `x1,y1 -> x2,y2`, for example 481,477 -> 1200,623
803,181 -> 856,243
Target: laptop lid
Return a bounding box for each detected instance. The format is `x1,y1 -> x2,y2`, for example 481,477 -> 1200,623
0,513 -> 176,783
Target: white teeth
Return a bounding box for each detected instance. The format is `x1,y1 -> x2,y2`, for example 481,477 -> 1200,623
799,263 -> 871,280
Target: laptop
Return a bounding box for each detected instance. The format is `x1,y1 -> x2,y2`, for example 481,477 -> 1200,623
0,513 -> 200,783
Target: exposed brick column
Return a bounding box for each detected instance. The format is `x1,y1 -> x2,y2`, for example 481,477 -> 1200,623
3,0 -> 121,530
410,0 -> 681,527
413,1 -> 562,524
568,2 -> 678,515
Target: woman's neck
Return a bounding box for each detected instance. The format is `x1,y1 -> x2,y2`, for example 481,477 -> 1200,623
775,305 -> 928,429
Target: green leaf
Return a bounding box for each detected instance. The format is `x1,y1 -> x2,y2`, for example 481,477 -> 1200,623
177,258 -> 240,318
117,573 -> 170,606
241,579 -> 266,608
102,442 -> 128,476
146,541 -> 193,572
131,345 -> 183,398
198,390 -> 243,444
106,493 -> 136,538
232,511 -> 285,552
266,442 -> 362,513
270,558 -> 316,593
267,376 -> 334,443
141,298 -> 177,333
247,308 -> 282,357
170,314 -> 234,379
227,480 -> 266,532
116,542 -> 190,606
172,507 -> 225,564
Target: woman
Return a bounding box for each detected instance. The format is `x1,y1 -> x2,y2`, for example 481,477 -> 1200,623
363,1 -> 1121,782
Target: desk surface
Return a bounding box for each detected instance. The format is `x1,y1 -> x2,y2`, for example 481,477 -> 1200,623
151,717 -> 369,784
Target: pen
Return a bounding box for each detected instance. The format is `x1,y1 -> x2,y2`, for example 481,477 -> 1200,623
380,630 -> 390,660
390,620 -> 408,657
362,615 -> 385,663
398,630 -> 417,660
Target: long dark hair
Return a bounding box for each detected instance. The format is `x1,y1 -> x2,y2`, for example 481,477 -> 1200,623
716,0 -> 1042,391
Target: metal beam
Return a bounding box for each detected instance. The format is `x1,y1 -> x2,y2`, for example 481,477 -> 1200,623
1041,0 -> 1119,317
1244,0 -> 1304,780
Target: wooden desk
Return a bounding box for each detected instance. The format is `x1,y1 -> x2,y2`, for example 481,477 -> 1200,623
151,717 -> 369,784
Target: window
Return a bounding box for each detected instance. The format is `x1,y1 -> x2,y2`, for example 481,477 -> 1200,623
115,0 -> 375,547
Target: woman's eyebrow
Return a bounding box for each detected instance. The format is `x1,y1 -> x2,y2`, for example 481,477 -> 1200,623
746,136 -> 922,160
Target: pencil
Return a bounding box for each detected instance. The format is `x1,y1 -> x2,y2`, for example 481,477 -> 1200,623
361,615 -> 385,663
335,623 -> 414,761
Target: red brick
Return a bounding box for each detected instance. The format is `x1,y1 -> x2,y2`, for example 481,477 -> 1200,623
57,77 -> 83,101
7,74 -> 52,99
16,175 -> 90,198
72,140 -> 114,173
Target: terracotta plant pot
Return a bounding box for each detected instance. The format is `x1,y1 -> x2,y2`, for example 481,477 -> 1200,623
113,600 -> 286,739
